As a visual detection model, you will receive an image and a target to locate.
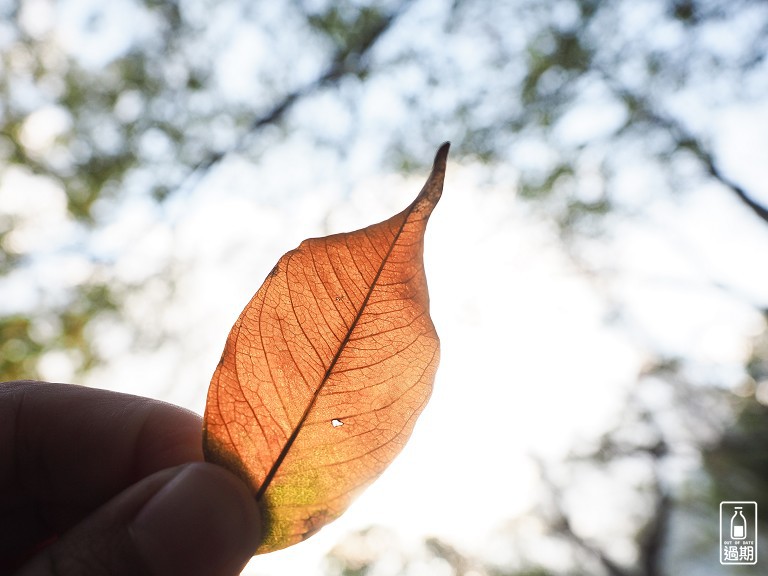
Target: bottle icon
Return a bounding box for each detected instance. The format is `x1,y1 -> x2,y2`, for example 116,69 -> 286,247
731,507 -> 747,540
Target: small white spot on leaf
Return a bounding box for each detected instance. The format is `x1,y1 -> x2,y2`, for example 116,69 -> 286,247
331,419 -> 344,427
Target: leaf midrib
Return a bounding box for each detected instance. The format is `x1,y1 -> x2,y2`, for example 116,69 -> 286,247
255,206 -> 416,501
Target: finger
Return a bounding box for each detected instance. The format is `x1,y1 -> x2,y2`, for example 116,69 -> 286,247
0,380 -> 203,560
17,462 -> 263,576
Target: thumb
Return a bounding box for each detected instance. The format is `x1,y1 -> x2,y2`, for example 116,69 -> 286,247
17,463 -> 263,576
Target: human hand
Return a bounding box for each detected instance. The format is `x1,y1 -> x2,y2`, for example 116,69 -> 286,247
1,380 -> 262,576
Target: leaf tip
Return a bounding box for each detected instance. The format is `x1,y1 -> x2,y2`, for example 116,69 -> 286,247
413,142 -> 450,215
434,141 -> 450,169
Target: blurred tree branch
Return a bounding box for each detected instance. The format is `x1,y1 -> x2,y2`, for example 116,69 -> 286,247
607,82 -> 768,227
536,456 -> 633,576
185,0 -> 416,184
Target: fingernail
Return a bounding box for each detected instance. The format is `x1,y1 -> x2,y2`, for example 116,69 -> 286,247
131,462 -> 262,576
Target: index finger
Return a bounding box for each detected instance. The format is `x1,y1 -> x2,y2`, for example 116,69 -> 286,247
0,380 -> 204,554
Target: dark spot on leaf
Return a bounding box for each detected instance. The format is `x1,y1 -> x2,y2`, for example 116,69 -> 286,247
302,509 -> 332,540
217,338 -> 233,367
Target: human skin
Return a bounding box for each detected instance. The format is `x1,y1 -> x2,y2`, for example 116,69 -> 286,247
0,380 -> 263,576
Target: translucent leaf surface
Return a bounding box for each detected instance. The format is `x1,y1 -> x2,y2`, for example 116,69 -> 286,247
203,143 -> 449,553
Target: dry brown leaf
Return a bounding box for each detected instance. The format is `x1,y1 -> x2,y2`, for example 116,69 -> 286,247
203,143 -> 449,553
